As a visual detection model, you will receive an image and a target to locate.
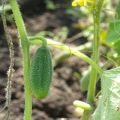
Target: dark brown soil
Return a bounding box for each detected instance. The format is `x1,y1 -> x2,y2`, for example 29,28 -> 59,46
0,0 -> 88,120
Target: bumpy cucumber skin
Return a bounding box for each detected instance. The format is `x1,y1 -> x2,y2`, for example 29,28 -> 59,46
30,46 -> 52,99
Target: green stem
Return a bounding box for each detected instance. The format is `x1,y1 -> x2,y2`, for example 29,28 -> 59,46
87,0 -> 104,104
82,0 -> 104,120
30,36 -> 47,46
87,11 -> 100,105
29,36 -> 103,74
9,0 -> 32,120
82,12 -> 100,120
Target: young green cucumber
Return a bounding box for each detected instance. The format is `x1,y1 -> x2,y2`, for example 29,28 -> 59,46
30,46 -> 52,99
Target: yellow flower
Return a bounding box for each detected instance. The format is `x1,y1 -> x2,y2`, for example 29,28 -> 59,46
72,0 -> 94,7
72,0 -> 86,7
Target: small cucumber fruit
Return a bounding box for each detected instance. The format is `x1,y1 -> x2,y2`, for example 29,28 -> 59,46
30,46 -> 52,99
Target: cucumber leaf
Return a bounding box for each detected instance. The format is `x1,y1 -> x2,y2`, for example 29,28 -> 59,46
116,1 -> 120,19
114,40 -> 120,55
106,20 -> 120,43
92,67 -> 120,120
106,1 -> 120,56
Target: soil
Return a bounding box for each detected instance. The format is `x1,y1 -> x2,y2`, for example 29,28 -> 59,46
0,0 -> 89,120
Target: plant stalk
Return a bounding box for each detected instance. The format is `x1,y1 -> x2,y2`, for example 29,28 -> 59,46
87,10 -> 100,105
29,37 -> 103,74
82,12 -> 100,120
82,0 -> 104,120
9,0 -> 32,120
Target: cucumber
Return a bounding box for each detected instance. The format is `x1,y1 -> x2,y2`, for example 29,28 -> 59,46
30,46 -> 52,99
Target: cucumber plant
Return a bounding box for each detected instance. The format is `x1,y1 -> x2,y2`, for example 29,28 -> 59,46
1,0 -> 120,120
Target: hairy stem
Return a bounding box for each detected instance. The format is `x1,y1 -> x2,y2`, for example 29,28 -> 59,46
87,0 -> 105,105
82,0 -> 104,120
9,0 -> 32,120
29,37 -> 103,74
1,0 -> 14,119
87,11 -> 100,105
82,13 -> 100,120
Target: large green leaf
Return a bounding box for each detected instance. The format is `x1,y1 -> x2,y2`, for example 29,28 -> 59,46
92,67 -> 120,120
116,1 -> 120,19
106,1 -> 120,56
106,20 -> 120,43
106,0 -> 120,43
114,40 -> 120,55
